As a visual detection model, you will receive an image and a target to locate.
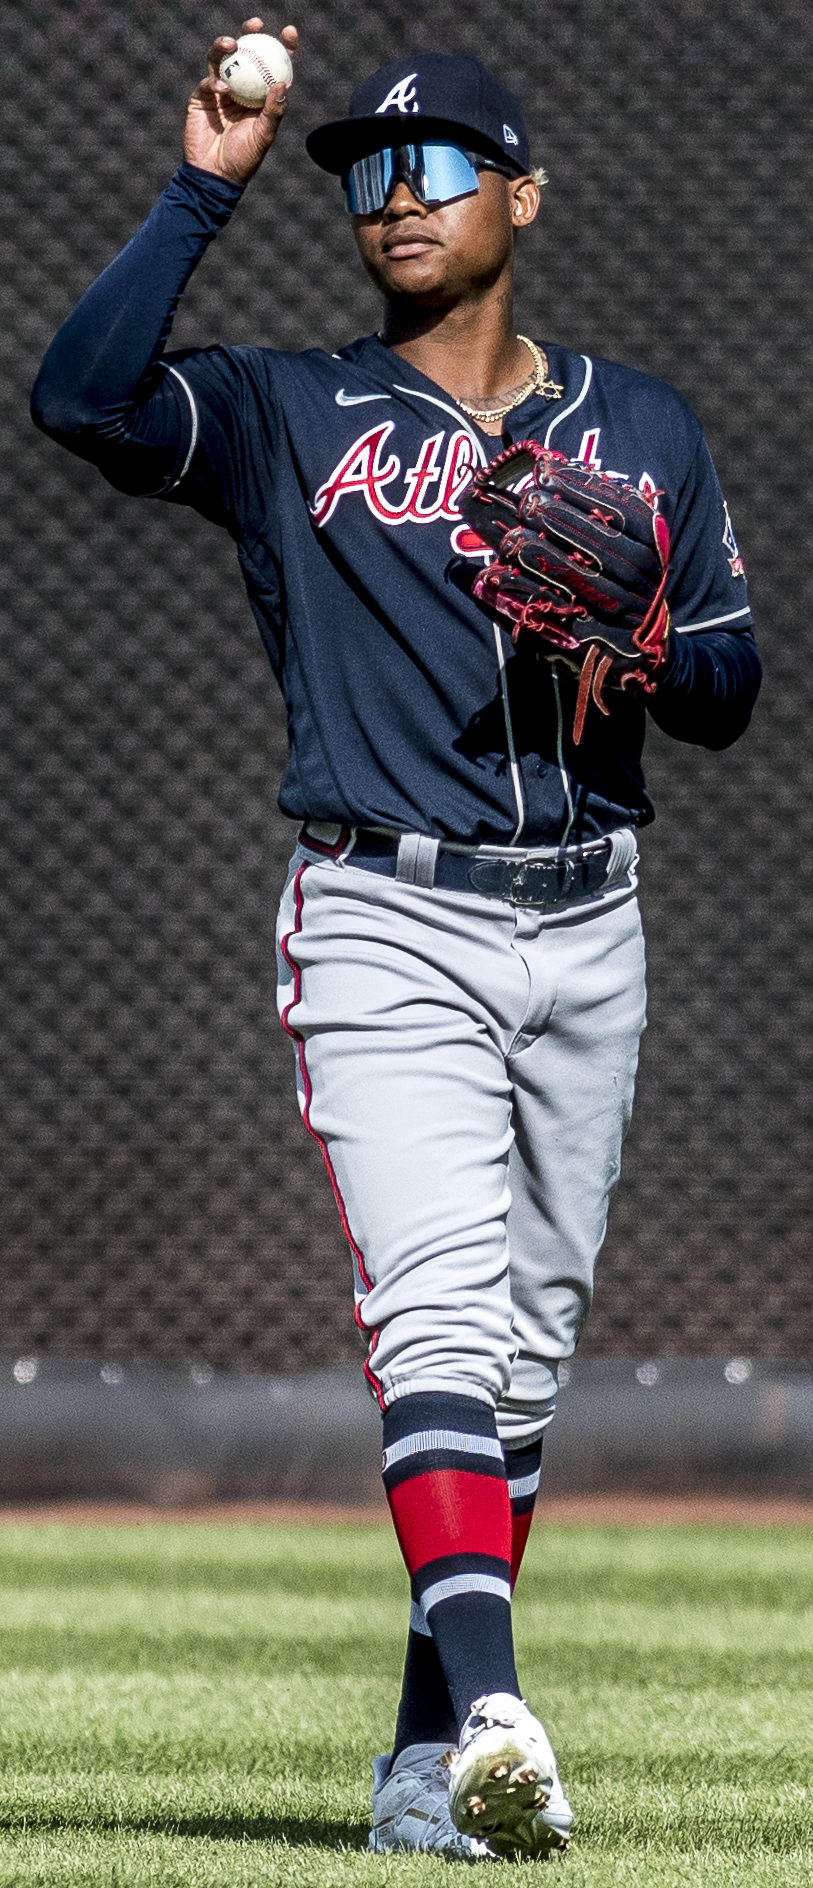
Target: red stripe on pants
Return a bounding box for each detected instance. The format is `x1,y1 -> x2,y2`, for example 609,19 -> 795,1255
278,862 -> 384,1406
387,1468 -> 511,1575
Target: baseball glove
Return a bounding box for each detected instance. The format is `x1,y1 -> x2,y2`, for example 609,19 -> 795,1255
458,441 -> 671,744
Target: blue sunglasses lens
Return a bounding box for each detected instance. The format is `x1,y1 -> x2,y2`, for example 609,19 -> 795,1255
345,147 -> 396,215
345,143 -> 481,214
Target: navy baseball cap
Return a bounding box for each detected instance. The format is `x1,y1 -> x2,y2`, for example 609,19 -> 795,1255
306,54 -> 530,178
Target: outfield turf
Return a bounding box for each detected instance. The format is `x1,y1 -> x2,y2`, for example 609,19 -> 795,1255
0,1520 -> 809,1884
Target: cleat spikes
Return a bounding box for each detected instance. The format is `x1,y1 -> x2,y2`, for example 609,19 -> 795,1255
448,1693 -> 574,1860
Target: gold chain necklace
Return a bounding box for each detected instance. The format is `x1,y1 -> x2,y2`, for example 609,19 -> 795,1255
457,335 -> 563,423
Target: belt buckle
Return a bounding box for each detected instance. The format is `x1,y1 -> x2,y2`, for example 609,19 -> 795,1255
510,856 -> 575,907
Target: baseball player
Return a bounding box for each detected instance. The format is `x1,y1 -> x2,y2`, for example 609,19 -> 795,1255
32,19 -> 761,1862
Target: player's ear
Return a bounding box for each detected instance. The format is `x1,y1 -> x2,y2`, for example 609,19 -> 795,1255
509,175 -> 541,230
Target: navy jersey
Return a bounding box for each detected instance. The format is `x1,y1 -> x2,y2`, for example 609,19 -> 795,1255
32,163 -> 760,848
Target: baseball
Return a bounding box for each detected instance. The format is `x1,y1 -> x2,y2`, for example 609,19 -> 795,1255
219,33 -> 293,107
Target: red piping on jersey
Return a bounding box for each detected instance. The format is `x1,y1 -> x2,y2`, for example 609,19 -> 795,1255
279,860 -> 384,1408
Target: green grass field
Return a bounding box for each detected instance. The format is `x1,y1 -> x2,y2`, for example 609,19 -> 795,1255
0,1518 -> 809,1885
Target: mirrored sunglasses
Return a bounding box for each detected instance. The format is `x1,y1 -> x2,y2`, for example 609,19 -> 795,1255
344,143 -> 511,215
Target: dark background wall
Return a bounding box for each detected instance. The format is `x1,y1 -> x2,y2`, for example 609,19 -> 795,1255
1,0 -> 811,1369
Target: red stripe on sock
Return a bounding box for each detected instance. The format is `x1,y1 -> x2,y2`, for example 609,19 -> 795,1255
388,1468 -> 512,1575
510,1508 -> 534,1590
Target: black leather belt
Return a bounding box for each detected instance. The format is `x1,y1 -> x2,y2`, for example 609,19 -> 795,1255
302,824 -> 627,910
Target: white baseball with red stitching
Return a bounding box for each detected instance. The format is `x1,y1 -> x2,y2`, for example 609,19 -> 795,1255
219,34 -> 293,106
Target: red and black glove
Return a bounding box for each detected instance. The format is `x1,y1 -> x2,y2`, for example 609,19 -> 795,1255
458,441 -> 671,744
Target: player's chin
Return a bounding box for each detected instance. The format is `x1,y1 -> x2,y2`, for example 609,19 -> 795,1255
370,251 -> 453,301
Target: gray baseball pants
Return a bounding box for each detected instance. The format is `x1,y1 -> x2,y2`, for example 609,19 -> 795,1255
276,837 -> 646,1446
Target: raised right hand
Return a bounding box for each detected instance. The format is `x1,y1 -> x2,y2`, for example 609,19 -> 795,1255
184,17 -> 298,186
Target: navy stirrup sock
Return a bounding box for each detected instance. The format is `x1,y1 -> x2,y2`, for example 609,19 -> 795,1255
393,1613 -> 458,1757
392,1427 -> 545,1755
383,1392 -> 520,1736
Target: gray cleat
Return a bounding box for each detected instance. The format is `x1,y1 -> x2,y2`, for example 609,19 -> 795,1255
369,1740 -> 499,1859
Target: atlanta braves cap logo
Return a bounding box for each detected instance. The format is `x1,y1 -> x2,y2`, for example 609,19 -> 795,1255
306,53 -> 531,177
375,73 -> 420,115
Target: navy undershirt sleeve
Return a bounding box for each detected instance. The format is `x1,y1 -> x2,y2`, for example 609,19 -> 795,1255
31,162 -> 243,495
646,624 -> 761,749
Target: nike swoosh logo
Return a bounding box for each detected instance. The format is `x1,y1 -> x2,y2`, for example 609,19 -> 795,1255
335,389 -> 392,406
